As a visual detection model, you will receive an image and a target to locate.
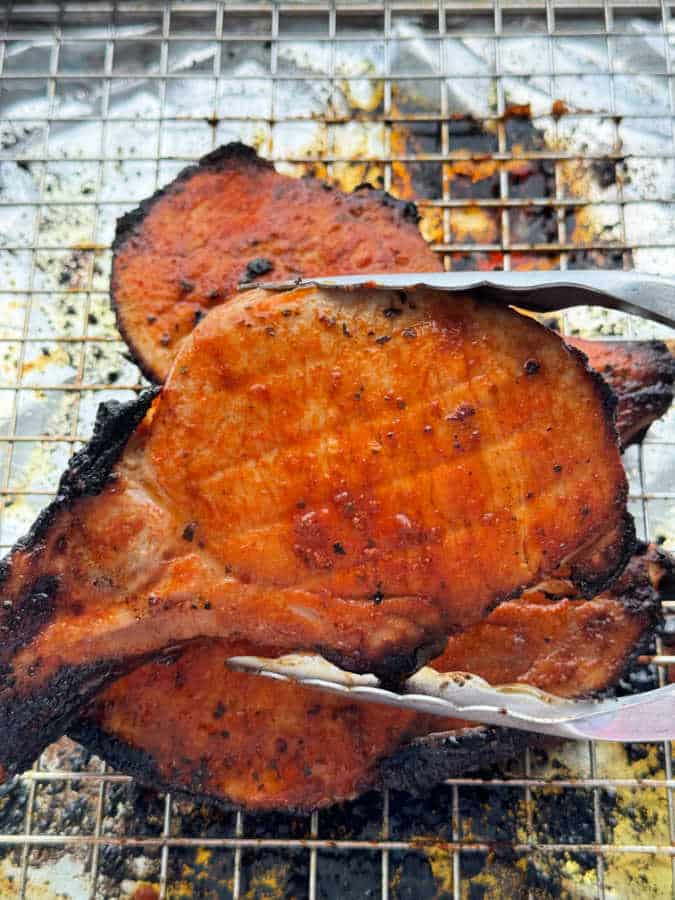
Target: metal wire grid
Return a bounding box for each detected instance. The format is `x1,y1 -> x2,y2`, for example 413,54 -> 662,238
0,1 -> 673,898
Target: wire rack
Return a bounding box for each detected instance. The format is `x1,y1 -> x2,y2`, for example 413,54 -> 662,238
0,1 -> 674,898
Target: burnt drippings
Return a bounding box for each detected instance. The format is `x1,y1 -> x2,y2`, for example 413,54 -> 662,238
34,623 -> 671,898
395,109 -> 623,272
592,159 -> 618,190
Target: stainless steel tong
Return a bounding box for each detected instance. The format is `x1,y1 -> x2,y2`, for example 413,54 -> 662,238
234,270 -> 675,741
228,654 -> 675,743
250,269 -> 675,329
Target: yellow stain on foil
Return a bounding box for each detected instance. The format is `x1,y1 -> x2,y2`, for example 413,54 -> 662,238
0,861 -> 23,900
558,158 -> 607,205
275,160 -> 329,182
450,206 -> 499,245
71,241 -> 107,251
194,847 -> 212,868
330,161 -> 386,192
338,77 -> 384,114
417,207 -> 444,244
330,117 -> 386,192
424,844 -> 454,896
170,850 -> 234,898
20,345 -> 71,379
555,150 -> 622,249
458,858 -> 531,900
604,853 -> 672,899
240,863 -> 290,899
569,206 -> 602,244
449,158 -> 499,182
526,742 -> 672,898
173,850 -> 290,899
595,741 -> 662,779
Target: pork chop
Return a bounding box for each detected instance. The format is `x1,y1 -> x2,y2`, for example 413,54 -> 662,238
68,340 -> 674,809
72,544 -> 669,811
111,142 -> 442,382
0,285 -> 631,781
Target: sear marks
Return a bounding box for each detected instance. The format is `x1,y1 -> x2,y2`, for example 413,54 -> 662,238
0,285 -> 630,781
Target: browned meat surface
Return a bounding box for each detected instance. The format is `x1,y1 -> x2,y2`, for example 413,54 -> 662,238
0,285 -> 630,782
111,142 -> 442,382
69,340 -> 674,809
72,545 -> 668,812
568,337 -> 674,447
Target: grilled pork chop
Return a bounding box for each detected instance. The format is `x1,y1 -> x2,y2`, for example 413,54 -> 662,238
72,545 -> 669,811
70,349 -> 673,811
0,285 -> 631,782
111,142 -> 443,382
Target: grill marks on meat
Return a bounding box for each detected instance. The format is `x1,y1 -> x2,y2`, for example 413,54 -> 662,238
72,545 -> 669,812
567,338 -> 674,448
0,285 -> 630,781
111,142 -> 442,383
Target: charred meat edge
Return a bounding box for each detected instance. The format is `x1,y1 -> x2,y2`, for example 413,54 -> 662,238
110,142 -> 422,384
572,338 -> 674,448
540,339 -> 636,600
0,390 -> 159,780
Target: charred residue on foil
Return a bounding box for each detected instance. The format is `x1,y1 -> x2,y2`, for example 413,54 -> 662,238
286,91 -> 630,276
2,683 -> 673,897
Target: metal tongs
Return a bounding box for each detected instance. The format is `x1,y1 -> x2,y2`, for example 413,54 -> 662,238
228,654 -> 675,743
235,271 -> 675,741
249,269 -> 675,328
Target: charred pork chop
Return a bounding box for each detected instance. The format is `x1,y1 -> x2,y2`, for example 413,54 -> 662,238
0,285 -> 630,781
111,142 -> 443,382
72,544 -> 670,811
110,141 -> 675,442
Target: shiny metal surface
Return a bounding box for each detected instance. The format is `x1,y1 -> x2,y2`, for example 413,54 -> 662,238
228,655 -> 675,742
252,270 -> 675,327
